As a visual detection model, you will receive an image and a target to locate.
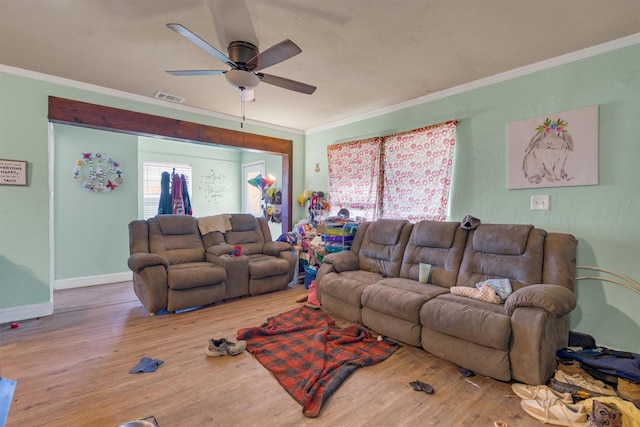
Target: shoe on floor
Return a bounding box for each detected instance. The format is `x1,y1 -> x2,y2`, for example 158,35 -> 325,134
205,338 -> 247,357
409,380 -> 434,394
520,398 -> 587,426
553,370 -> 617,396
511,383 -> 573,403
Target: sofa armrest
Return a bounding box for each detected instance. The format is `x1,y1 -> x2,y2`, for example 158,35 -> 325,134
504,284 -> 576,318
322,250 -> 359,272
263,241 -> 293,257
127,253 -> 169,274
206,244 -> 235,257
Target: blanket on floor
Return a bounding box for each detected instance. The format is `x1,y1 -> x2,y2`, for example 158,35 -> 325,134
237,306 -> 398,417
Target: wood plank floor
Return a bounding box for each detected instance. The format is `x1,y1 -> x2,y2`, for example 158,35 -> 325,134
0,282 -> 542,426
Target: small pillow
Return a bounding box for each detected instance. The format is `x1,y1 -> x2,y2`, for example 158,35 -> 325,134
450,284 -> 502,304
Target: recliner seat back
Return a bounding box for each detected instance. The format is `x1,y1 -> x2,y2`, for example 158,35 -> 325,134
355,219 -> 413,278
456,224 -> 545,290
223,214 -> 267,255
148,215 -> 205,264
400,220 -> 468,288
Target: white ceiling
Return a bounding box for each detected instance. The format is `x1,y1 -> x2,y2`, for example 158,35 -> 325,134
1,0 -> 639,131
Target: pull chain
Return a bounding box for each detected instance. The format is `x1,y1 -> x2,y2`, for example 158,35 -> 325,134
240,88 -> 246,128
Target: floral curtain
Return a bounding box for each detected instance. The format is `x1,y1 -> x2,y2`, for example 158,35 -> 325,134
381,121 -> 457,221
327,137 -> 382,221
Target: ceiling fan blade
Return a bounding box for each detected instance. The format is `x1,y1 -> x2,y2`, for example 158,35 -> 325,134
258,73 -> 316,95
166,70 -> 227,76
247,40 -> 302,71
206,0 -> 258,48
167,23 -> 237,68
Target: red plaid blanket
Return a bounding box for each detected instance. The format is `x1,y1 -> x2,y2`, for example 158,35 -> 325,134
237,306 -> 398,417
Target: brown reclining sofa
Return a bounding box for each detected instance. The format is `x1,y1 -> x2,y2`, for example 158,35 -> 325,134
316,219 -> 577,385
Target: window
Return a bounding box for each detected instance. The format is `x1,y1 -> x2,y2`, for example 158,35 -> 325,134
327,137 -> 382,220
381,121 -> 457,221
327,121 -> 457,222
143,162 -> 192,219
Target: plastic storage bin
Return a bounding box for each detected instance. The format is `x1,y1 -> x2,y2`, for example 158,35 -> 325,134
303,264 -> 318,290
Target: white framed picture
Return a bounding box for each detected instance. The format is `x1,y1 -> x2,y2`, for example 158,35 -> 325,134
0,159 -> 28,186
507,105 -> 598,189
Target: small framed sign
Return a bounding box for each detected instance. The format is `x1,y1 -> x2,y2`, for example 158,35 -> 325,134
0,159 -> 28,186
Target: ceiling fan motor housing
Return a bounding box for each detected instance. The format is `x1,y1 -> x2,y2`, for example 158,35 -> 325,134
227,41 -> 259,67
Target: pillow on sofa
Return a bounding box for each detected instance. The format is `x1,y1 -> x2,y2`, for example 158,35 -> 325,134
473,224 -> 534,255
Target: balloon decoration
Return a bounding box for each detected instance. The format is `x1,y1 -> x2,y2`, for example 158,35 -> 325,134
247,173 -> 282,223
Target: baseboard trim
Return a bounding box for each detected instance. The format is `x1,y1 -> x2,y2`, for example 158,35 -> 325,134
0,301 -> 53,324
54,272 -> 132,290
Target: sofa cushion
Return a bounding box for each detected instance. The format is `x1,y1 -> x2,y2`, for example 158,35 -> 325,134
400,221 -> 468,288
148,218 -> 205,264
435,292 -> 507,314
167,262 -> 225,290
362,279 -> 449,323
368,219 -> 408,245
457,226 -> 546,291
229,214 -> 259,231
247,254 -> 291,279
413,220 -> 458,248
473,224 -> 533,256
420,298 -> 511,351
358,220 -> 412,278
321,270 -> 383,307
156,215 -> 199,235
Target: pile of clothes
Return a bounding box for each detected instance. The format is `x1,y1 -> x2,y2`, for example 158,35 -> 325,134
514,334 -> 639,426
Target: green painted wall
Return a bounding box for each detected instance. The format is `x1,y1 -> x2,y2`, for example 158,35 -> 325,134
53,125 -> 138,280
306,44 -> 640,352
0,70 -> 305,319
138,137 -> 243,217
0,72 -> 52,308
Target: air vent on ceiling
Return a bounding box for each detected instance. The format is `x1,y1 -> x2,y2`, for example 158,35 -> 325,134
154,91 -> 186,104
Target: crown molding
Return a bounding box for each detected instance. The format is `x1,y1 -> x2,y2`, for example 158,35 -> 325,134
305,33 -> 640,135
0,64 -> 305,135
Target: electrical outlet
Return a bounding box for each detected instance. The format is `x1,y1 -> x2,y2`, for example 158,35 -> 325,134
531,195 -> 549,211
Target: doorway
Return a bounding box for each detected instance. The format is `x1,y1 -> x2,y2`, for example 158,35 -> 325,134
243,161 -> 265,217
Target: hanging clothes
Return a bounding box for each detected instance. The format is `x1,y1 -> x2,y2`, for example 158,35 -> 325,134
171,171 -> 185,215
157,171 -> 172,215
181,174 -> 192,215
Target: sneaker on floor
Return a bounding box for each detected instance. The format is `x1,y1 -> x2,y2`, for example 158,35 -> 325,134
225,339 -> 247,356
520,398 -> 588,426
511,383 -> 573,403
553,370 -> 617,396
205,337 -> 247,357
205,338 -> 231,357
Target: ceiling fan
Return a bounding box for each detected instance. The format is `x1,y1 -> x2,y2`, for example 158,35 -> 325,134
165,23 -> 317,102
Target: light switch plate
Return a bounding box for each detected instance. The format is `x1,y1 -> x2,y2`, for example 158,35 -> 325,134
531,195 -> 549,211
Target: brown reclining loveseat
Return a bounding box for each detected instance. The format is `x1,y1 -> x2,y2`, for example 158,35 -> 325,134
128,214 -> 295,314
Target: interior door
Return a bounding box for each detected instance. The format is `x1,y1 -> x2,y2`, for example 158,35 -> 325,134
242,161 -> 265,217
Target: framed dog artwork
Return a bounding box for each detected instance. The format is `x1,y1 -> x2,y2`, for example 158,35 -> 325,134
507,105 -> 598,189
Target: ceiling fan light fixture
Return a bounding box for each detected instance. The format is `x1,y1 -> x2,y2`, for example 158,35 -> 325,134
225,69 -> 260,90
